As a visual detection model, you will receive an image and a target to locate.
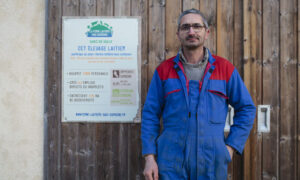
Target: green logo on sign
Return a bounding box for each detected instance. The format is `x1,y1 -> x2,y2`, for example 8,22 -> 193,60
86,20 -> 113,37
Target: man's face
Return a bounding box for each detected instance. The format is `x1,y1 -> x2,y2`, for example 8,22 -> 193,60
177,13 -> 209,50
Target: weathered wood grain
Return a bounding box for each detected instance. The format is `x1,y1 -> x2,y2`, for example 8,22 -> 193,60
61,124 -> 79,180
200,0 -> 217,54
298,1 -> 300,179
63,0 -> 80,15
95,122 -> 114,180
96,0 -> 113,15
61,0 -> 80,179
279,0 -> 298,179
80,0 -> 96,16
243,0 -> 251,179
183,0 -> 200,11
232,0 -> 245,179
262,0 -> 280,179
165,0 -> 181,59
251,0 -> 262,180
243,0 -> 262,180
130,0 -> 148,179
148,0 -> 165,85
232,0 -> 243,74
216,0 -> 233,62
46,0 -> 63,179
115,0 -> 131,16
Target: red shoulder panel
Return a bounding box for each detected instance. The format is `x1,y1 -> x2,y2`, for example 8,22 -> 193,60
210,55 -> 235,82
156,56 -> 179,81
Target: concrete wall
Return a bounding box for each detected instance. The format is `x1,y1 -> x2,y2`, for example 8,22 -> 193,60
0,0 -> 45,179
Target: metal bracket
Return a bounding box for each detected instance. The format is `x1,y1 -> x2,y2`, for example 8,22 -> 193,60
224,105 -> 234,132
257,105 -> 270,133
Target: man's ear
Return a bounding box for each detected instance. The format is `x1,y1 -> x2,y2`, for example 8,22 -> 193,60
205,29 -> 210,40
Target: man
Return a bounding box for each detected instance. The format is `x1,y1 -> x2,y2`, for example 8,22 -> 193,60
141,9 -> 256,180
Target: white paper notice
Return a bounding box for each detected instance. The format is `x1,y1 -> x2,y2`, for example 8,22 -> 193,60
62,17 -> 141,122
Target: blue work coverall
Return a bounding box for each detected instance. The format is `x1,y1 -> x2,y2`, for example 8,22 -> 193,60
141,50 -> 256,179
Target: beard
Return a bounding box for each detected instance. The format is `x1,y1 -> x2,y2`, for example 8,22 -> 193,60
181,35 -> 205,50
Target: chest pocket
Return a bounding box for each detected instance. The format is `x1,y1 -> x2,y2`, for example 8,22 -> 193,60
163,79 -> 182,98
207,80 -> 229,124
162,79 -> 187,121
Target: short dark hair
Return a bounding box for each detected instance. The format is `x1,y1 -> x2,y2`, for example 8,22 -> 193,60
177,9 -> 208,30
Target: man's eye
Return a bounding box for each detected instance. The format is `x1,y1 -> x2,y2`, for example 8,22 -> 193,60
182,25 -> 190,30
193,24 -> 203,29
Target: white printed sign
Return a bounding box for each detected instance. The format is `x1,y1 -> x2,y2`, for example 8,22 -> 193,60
62,17 -> 141,122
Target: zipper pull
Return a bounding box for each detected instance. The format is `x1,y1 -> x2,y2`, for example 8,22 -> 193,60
189,112 -> 191,118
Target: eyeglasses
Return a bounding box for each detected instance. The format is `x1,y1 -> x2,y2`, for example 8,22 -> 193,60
179,23 -> 206,32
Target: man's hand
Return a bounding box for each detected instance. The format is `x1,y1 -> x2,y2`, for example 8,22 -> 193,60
143,154 -> 159,180
226,145 -> 234,160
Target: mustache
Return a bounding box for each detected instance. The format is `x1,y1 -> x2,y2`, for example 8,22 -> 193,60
186,35 -> 199,40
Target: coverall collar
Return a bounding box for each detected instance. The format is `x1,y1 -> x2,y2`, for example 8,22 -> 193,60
173,47 -> 216,66
172,48 -> 216,110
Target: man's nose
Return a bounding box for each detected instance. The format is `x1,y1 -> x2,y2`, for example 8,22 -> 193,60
187,27 -> 196,34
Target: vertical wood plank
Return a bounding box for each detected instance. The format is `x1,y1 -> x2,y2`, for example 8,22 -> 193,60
80,0 -> 96,16
61,123 -> 79,180
127,122 -> 144,180
113,1 -> 131,179
298,0 -> 300,178
46,0 -> 62,179
165,0 -> 181,59
130,0 -> 148,179
183,0 -> 200,11
96,123 -> 114,180
243,0 -> 251,178
112,123 -> 129,180
262,0 -> 280,179
231,0 -> 245,179
148,0 -> 165,84
279,0 -> 298,179
216,0 -> 233,62
96,0 -> 113,15
115,0 -> 131,16
200,0 -> 217,54
243,0 -> 263,180
63,0 -> 80,15
232,0 -> 243,74
95,1 -> 114,179
243,0 -> 250,87
61,0 -> 80,180
252,0 -> 262,180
